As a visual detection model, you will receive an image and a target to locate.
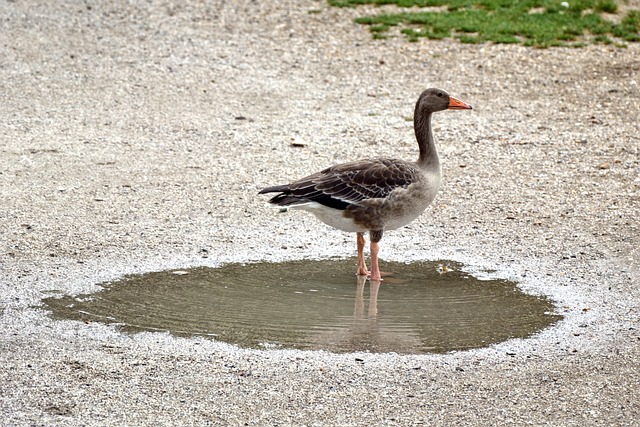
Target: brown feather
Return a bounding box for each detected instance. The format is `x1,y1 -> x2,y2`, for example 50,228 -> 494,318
284,158 -> 421,208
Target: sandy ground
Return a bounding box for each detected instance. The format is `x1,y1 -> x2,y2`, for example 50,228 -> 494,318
1,0 -> 639,425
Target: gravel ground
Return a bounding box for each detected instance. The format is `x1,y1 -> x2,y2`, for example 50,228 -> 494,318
1,1 -> 639,425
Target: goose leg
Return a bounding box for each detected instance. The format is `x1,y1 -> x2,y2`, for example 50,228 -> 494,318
356,232 -> 370,276
369,230 -> 384,282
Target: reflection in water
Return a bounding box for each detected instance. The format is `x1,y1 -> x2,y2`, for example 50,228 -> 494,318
42,259 -> 562,354
350,276 -> 382,350
361,278 -> 414,352
313,277 -> 425,353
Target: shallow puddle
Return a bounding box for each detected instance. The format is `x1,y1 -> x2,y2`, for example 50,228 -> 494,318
43,259 -> 561,354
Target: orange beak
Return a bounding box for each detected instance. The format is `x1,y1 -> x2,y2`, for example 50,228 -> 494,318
448,96 -> 472,110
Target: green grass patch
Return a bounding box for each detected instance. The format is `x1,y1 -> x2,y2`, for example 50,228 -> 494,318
329,0 -> 640,47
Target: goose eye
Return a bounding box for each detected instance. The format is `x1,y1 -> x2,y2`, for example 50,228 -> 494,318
437,92 -> 443,98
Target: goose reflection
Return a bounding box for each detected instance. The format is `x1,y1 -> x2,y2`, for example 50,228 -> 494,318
309,275 -> 422,354
346,275 -> 382,351
353,274 -> 379,319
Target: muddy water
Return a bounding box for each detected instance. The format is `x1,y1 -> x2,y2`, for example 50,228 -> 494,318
42,259 -> 561,354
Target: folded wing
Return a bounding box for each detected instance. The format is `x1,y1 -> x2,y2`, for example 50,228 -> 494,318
259,158 -> 420,210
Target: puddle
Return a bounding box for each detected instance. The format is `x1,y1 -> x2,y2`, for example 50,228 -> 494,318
42,259 -> 562,354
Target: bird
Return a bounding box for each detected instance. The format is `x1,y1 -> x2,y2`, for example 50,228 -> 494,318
259,88 -> 472,281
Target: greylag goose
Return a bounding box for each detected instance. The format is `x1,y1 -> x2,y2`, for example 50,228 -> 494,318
259,88 -> 472,281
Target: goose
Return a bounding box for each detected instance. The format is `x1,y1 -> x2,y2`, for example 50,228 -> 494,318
259,88 -> 472,281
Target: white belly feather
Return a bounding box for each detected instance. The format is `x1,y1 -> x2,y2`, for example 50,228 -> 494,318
290,202 -> 367,233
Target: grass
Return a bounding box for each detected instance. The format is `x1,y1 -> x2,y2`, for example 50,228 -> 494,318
329,0 -> 640,47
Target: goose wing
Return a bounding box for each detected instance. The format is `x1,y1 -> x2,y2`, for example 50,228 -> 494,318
261,158 -> 420,210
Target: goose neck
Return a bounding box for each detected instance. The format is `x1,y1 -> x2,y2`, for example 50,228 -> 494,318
415,112 -> 440,170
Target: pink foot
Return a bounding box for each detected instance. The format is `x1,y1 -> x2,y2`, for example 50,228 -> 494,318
369,241 -> 383,282
356,267 -> 370,277
369,273 -> 383,282
356,233 -> 369,277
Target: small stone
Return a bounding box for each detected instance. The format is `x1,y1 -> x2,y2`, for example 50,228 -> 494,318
290,139 -> 307,148
597,162 -> 610,170
172,270 -> 189,275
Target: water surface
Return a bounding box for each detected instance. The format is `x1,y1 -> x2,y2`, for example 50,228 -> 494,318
43,259 -> 561,354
